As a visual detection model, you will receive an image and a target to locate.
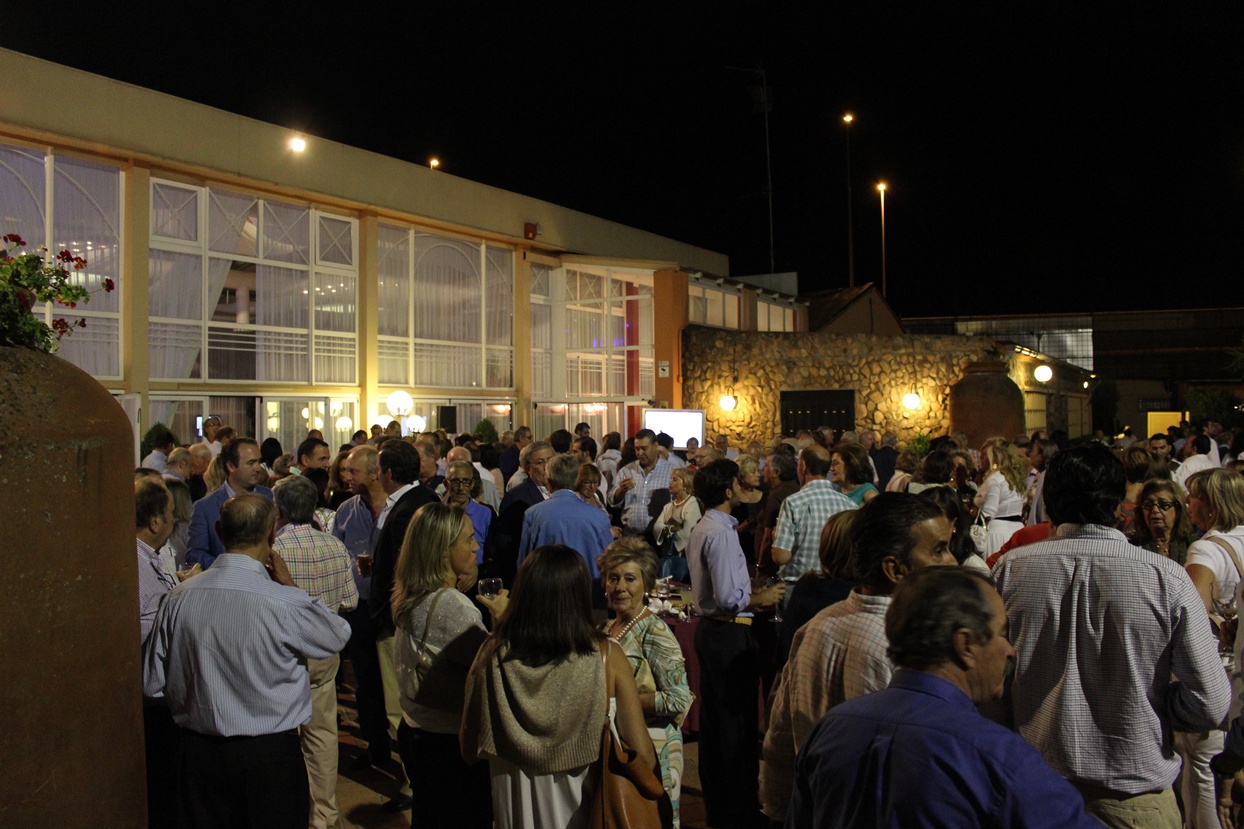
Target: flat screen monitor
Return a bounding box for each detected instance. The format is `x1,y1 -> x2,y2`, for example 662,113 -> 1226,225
641,409 -> 705,450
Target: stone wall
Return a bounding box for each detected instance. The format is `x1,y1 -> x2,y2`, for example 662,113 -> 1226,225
682,326 -> 1010,447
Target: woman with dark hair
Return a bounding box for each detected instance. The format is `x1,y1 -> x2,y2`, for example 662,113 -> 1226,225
885,447 -> 921,493
479,442 -> 505,494
259,436 -> 283,474
462,544 -> 656,828
392,503 -> 500,828
920,485 -> 990,575
1119,445 -> 1156,531
1129,479 -> 1193,565
327,448 -> 353,509
906,450 -> 954,495
831,443 -> 878,506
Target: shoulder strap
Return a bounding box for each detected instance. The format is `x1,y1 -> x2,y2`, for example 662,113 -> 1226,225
1208,536 -> 1244,581
418,589 -> 449,650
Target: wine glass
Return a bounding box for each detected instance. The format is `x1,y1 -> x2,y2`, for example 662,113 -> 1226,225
479,578 -> 503,600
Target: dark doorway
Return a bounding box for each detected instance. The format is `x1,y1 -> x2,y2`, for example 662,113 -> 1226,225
780,390 -> 855,437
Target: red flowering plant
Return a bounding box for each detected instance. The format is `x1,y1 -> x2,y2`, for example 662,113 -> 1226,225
0,233 -> 114,352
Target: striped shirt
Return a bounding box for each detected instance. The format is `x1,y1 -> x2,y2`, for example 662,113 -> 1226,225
142,553 -> 352,736
994,523 -> 1231,793
763,590 -> 894,820
773,479 -> 856,581
274,523 -> 359,613
137,538 -> 176,644
610,457 -> 673,534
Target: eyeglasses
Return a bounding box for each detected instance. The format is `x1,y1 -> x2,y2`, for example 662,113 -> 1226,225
1141,499 -> 1177,512
447,477 -> 474,487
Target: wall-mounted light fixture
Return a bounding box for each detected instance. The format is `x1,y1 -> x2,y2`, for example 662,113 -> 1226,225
719,394 -> 738,411
289,137 -> 306,153
902,391 -> 921,410
1034,365 -> 1053,383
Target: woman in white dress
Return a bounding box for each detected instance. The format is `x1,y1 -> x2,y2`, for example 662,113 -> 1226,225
462,544 -> 656,829
1177,468 -> 1244,829
973,437 -> 1028,558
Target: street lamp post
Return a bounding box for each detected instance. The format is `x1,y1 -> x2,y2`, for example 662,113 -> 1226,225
876,182 -> 887,298
843,113 -> 855,287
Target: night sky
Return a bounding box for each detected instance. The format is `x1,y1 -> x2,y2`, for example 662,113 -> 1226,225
6,4 -> 1243,317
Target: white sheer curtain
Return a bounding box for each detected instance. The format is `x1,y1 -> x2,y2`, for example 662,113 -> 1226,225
377,225 -> 411,337
0,144 -> 47,247
413,233 -> 481,343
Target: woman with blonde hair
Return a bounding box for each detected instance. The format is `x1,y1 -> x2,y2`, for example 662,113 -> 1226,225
597,538 -> 692,826
973,437 -> 1027,557
392,502 -> 502,828
1176,467 -> 1244,829
652,467 -> 703,582
203,453 -> 228,493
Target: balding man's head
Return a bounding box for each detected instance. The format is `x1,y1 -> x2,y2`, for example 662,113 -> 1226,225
217,493 -> 277,552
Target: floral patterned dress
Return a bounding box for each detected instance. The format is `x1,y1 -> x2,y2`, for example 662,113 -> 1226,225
603,610 -> 694,827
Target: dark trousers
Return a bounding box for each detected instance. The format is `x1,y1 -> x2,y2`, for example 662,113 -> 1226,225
396,721 -> 493,828
143,704 -> 181,829
694,617 -> 763,828
178,729 -> 308,829
344,604 -> 392,760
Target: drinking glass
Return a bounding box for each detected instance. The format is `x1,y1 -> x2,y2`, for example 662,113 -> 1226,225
479,578 -> 503,600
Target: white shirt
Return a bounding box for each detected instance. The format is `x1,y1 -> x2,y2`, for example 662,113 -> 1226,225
378,482 -> 418,530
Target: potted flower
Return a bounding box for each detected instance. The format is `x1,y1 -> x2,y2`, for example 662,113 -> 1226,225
0,232 -> 114,351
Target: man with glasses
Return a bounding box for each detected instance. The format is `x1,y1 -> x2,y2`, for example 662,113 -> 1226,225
484,441 -> 553,584
443,460 -> 491,558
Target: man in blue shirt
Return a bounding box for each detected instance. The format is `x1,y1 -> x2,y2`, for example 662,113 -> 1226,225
687,459 -> 785,828
186,437 -> 272,568
518,453 -> 613,579
787,567 -> 1103,829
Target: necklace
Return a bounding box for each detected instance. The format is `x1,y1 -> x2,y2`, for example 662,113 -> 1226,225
672,495 -> 690,508
609,607 -> 649,641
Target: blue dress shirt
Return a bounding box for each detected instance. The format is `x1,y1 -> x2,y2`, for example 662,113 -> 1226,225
786,670 -> 1104,829
332,493 -> 378,600
142,553 -> 351,737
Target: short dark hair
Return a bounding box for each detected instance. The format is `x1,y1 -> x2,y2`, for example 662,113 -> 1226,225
149,424 -> 177,450
1149,433 -> 1169,444
378,438 -> 421,485
495,544 -> 603,667
602,432 -> 622,451
768,451 -> 798,482
694,459 -> 739,508
218,493 -> 277,549
634,428 -> 656,443
514,426 -> 533,442
135,479 -> 170,530
273,474 -> 319,524
849,492 -> 945,591
886,567 -> 996,670
352,429 -> 367,442
260,437 -> 284,468
575,436 -> 598,461
1043,444 -> 1125,526
1192,434 -> 1211,455
800,446 -> 832,478
548,429 -> 573,454
574,422 -> 591,435
656,432 -> 673,450
296,437 -> 328,465
222,437 -> 259,474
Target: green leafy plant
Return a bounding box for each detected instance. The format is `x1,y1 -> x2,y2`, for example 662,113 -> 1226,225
910,431 -> 932,458
474,418 -> 500,445
0,233 -> 113,352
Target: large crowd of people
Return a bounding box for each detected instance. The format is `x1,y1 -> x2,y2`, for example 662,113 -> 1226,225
131,416 -> 1244,828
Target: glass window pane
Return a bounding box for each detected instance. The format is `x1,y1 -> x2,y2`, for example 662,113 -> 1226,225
314,271 -> 356,333
485,245 -> 513,347
149,321 -> 203,380
531,264 -> 550,297
262,201 -> 310,264
706,289 -> 724,327
255,264 -> 308,329
151,181 -> 198,241
150,250 -> 202,320
317,214 -> 354,266
0,143 -> 47,250
56,315 -> 119,377
725,295 -> 739,329
208,189 -> 258,257
531,303 -> 552,350
567,304 -> 604,350
53,155 -> 121,314
378,225 -> 410,337
412,232 -> 480,344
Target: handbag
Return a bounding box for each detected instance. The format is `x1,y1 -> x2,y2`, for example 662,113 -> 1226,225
589,641 -> 672,829
402,589 -> 455,709
969,510 -> 989,551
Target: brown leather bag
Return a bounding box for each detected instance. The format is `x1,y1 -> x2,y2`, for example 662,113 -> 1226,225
589,641 -> 673,829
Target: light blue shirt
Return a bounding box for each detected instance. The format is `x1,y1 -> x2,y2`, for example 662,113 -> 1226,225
332,493 -> 377,600
137,538 -> 175,644
518,489 -> 614,579
463,498 -> 493,563
687,508 -> 752,617
142,553 -> 351,736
